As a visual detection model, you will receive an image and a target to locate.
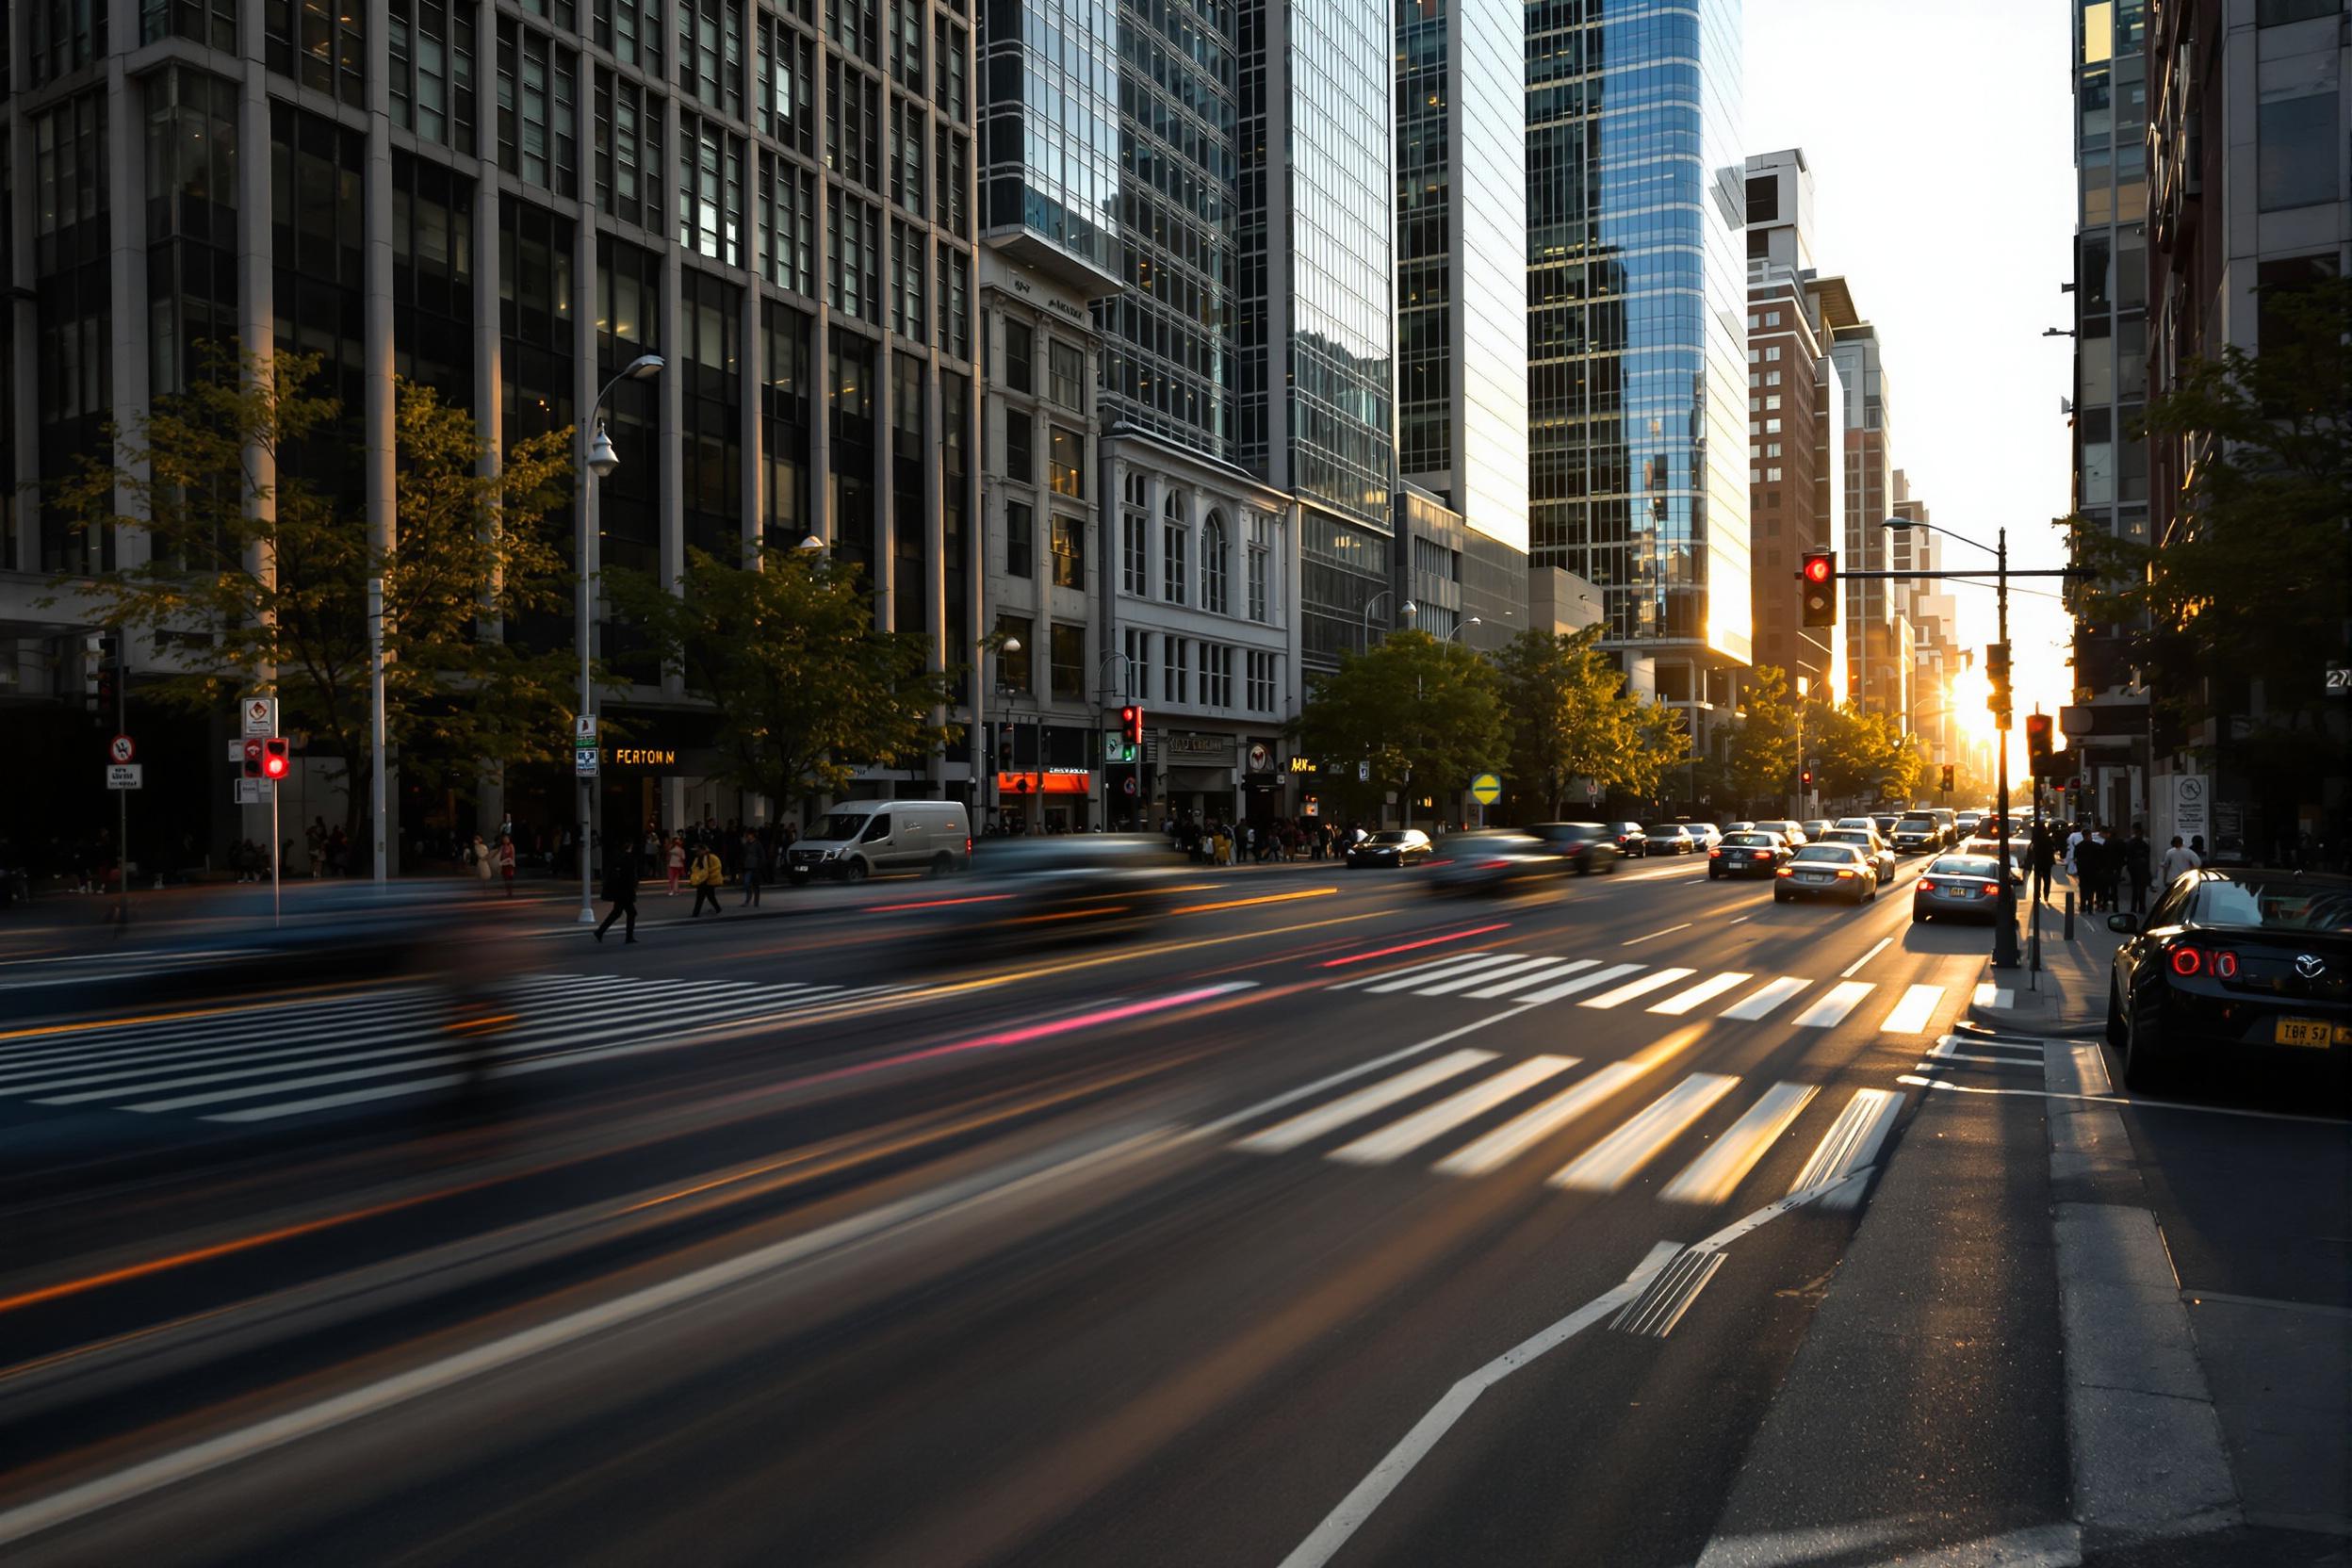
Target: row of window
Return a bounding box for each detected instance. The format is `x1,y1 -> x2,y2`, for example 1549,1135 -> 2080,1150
1002,501 -> 1085,588
1107,628 -> 1280,714
1117,494 -> 1271,621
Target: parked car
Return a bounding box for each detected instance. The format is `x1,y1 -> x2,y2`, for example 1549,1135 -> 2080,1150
2106,870 -> 2352,1094
1774,843 -> 1882,906
1523,822 -> 1624,875
1708,830 -> 1792,880
1913,853 -> 2010,923
1817,826 -> 1897,885
1682,822 -> 1724,851
788,800 -> 973,882
1643,823 -> 1699,857
1346,829 -> 1434,869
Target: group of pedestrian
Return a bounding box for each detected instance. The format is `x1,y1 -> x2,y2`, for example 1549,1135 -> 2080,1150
596,817 -> 805,941
1163,812 -> 1348,865
2024,819 -> 2206,915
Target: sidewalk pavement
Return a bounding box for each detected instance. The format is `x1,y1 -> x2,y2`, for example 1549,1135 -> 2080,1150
1968,870 -> 2127,1036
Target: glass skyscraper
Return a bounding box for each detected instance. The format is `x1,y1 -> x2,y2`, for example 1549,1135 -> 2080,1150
1526,0 -> 1750,714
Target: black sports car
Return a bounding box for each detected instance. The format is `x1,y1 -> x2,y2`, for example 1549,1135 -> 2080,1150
1707,830 -> 1791,879
1346,829 -> 1434,868
2107,870 -> 2352,1096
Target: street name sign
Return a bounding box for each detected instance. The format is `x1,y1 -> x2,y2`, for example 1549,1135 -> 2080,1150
106,763 -> 142,790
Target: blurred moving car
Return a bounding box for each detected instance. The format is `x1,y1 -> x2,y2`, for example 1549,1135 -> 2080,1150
1723,821 -> 1756,834
1682,822 -> 1724,852
1956,810 -> 1984,837
1774,843 -> 1881,905
1753,820 -> 1808,847
1913,854 -> 2010,923
2106,870 -> 2352,1094
1429,833 -> 1574,896
1643,824 -> 1698,857
929,834 -> 1184,954
1708,830 -> 1792,880
1524,822 -> 1624,875
1607,822 -> 1649,858
1347,829 -> 1434,869
1833,816 -> 1875,833
1817,826 -> 1897,885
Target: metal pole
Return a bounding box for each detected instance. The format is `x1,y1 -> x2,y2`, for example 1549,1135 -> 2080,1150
369,577 -> 387,887
115,633 -> 128,926
578,460 -> 598,923
271,773 -> 282,928
1992,526 -> 2020,968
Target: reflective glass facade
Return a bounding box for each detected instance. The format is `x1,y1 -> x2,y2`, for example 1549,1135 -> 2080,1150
1526,0 -> 1749,663
978,0 -> 1121,280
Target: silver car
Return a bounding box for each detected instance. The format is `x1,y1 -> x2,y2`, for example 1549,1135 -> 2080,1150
1912,854 -> 2009,923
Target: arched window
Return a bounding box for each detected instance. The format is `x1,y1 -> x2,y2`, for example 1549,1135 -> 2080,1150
1200,513 -> 1230,614
1161,492 -> 1187,605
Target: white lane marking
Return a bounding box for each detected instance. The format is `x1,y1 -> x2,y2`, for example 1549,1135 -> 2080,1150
1327,1056 -> 1579,1166
1880,984 -> 1947,1036
1549,1073 -> 1741,1191
1363,954 -> 1525,994
1659,1082 -> 1820,1205
1409,956 -> 1561,997
1726,916 -> 1752,925
1789,980 -> 1875,1029
1622,923 -> 1691,947
1973,982 -> 2017,1009
1194,1007 -> 1536,1138
1513,962 -> 1644,1004
1231,1050 -> 1496,1154
1788,1087 -> 1903,1200
1720,975 -> 1810,1021
1579,968 -> 1697,1010
1647,972 -> 1752,1016
0,1124 -> 1184,1554
1328,950 -> 1508,992
1894,1074 -> 2352,1124
1276,1243 -> 1681,1568
1432,1060 -> 1652,1177
1462,959 -> 1595,1000
1839,936 -> 1892,977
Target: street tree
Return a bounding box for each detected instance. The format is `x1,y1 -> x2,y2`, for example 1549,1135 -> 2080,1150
1293,630 -> 1507,822
55,348 -> 579,846
1722,664 -> 1804,808
2073,273 -> 2350,776
1808,699 -> 1919,805
1492,626 -> 1692,817
607,545 -> 958,810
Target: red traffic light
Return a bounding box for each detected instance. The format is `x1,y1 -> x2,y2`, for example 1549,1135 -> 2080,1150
262,737 -> 290,779
1119,705 -> 1145,745
2022,713 -> 2052,743
1802,554 -> 1833,584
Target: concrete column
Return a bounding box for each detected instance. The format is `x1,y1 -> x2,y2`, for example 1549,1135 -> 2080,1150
105,51 -> 150,575
364,0 -> 400,870
472,125 -> 504,837
7,95 -> 35,574
874,334 -> 895,629
233,2 -> 277,859
658,92 -> 685,702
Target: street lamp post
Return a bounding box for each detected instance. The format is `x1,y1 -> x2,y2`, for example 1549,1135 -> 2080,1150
1793,674 -> 1810,820
979,634 -> 1022,831
578,353 -> 664,924
1361,591 -> 1415,650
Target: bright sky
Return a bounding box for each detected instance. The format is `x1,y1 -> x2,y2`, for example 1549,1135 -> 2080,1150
1746,0 -> 2080,759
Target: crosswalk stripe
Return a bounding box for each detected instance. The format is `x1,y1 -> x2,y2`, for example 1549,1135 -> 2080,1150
1326,1055 -> 1579,1166
1431,1059 -> 1652,1177
1972,982 -> 2016,1009
1790,980 -> 1875,1028
1362,955 -> 1525,994
206,1073 -> 478,1122
1579,968 -> 1696,1009
1719,976 -> 1810,1021
1658,1082 -> 1818,1204
1880,984 -> 1946,1035
1328,951 -> 1503,992
1512,962 -> 1644,1004
1647,972 -> 1753,1016
1462,959 -> 1595,1000
1232,1049 -> 1496,1153
1549,1073 -> 1740,1191
1788,1087 -> 1904,1195
1411,956 -> 1563,997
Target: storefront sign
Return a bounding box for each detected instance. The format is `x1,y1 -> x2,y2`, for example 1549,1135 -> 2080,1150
998,770 -> 1093,795
608,747 -> 679,768
1165,733 -> 1237,765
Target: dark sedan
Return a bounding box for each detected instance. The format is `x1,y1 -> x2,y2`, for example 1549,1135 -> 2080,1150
1347,829 -> 1434,869
1606,822 -> 1649,858
2106,870 -> 2352,1095
1524,822 -> 1623,874
1429,833 -> 1573,896
1773,843 -> 1881,906
1643,823 -> 1698,857
1708,830 -> 1791,880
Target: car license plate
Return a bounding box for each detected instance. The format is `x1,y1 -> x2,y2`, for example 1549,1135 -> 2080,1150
1802,872 -> 1828,882
2272,1018 -> 2340,1048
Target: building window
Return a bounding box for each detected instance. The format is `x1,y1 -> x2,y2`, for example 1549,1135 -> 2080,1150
678,268 -> 743,563
890,0 -> 923,90
825,55 -> 881,188
676,0 -> 744,117
1047,425 -> 1082,497
1200,644 -> 1233,708
1245,650 -> 1276,713
1247,515 -> 1269,622
1049,622 -> 1084,702
1200,514 -> 1229,613
2259,93 -> 2340,210
1122,505 -> 1148,596
594,70 -> 663,230
1124,628 -> 1151,701
595,0 -> 662,75
758,152 -> 816,296
1004,322 -> 1032,393
389,151 -> 476,405
1164,636 -> 1188,703
1048,340 -> 1084,412
266,0 -> 366,105
498,22 -> 578,196
760,17 -> 816,155
935,124 -> 969,236
1161,499 -> 1187,605
890,96 -> 925,215
596,236 -> 665,588
390,0 -> 476,154
1003,409 -> 1033,486
678,112 -> 745,266
1005,499 -> 1032,577
937,240 -> 970,357
760,298 -> 811,552
890,220 -> 925,340
826,187 -> 881,322
146,0 -> 236,49
995,613 -> 1032,692
828,0 -> 878,64
935,15 -> 966,121
1050,513 -> 1083,589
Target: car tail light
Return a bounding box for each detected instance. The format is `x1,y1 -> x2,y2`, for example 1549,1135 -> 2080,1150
1479,858 -> 1511,871
1752,850 -> 1770,860
1708,848 -> 1722,858
2169,946 -> 2202,977
1917,877 -> 1938,890
1775,866 -> 1793,877
2213,950 -> 2239,979
1980,881 -> 2001,895
1835,868 -> 1856,878
966,837 -> 973,856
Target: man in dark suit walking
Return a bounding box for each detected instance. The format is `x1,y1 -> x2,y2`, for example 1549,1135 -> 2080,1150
596,841 -> 640,943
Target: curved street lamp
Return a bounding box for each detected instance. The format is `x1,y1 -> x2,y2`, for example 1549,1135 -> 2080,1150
576,353 -> 663,923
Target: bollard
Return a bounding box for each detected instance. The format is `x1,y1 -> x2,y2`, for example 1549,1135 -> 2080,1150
2028,891 -> 2042,972
2064,890 -> 2076,941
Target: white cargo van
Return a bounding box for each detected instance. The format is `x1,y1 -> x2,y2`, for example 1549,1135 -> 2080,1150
785,800 -> 972,882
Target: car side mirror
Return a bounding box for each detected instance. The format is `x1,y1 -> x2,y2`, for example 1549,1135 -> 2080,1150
2106,913 -> 2139,935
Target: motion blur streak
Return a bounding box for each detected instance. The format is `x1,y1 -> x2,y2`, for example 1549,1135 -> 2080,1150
791,984 -> 1259,1092
1168,888 -> 1339,916
1317,923 -> 1511,968
864,894 -> 1017,912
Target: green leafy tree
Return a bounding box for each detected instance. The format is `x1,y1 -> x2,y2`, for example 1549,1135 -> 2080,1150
608,546 -> 959,810
1809,699 -> 1919,804
55,347 -> 578,843
2073,274 -> 2350,774
1619,694 -> 1694,807
1494,626 -> 1632,817
1293,630 -> 1507,822
1723,664 -> 1804,807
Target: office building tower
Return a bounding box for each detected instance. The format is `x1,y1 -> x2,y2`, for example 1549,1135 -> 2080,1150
1526,0 -> 1750,752
1830,322 -> 1904,717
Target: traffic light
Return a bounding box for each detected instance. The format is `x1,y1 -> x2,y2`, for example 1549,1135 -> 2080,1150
242,738 -> 266,778
1119,705 -> 1144,746
262,737 -> 291,780
1801,768 -> 1813,788
1800,551 -> 1837,628
995,724 -> 1014,767
2024,711 -> 2056,777
1984,642 -> 2013,726
1940,762 -> 1956,794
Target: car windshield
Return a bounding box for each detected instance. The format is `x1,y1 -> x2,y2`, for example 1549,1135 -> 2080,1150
1929,857 -> 2001,878
1723,833 -> 1776,847
1792,845 -> 1860,864
1822,831 -> 1871,844
817,811 -> 876,841
1368,831 -> 1413,845
1644,825 -> 1682,836
1896,816 -> 1936,833
2191,878 -> 2352,932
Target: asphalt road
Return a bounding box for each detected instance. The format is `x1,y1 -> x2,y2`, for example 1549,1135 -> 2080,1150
0,850 -> 2043,1564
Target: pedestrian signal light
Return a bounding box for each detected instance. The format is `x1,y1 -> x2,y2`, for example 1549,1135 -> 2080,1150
262,737 -> 291,779
242,738 -> 265,778
1800,551 -> 1837,629
1119,705 -> 1145,745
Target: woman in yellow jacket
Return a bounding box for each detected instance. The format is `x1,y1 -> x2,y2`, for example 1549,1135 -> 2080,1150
687,841 -> 726,919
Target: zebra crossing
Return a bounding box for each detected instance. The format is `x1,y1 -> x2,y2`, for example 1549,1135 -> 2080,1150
1333,950 -> 1952,1037
1226,1045 -> 1903,1211
0,972 -> 910,1124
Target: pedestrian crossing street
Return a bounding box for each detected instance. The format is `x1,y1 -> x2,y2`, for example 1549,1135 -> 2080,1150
1333,949 -> 1953,1037
1223,1041 -> 1904,1211
0,972 -> 910,1124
